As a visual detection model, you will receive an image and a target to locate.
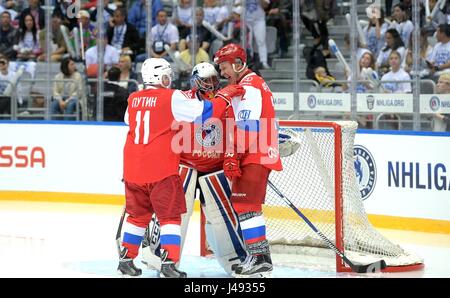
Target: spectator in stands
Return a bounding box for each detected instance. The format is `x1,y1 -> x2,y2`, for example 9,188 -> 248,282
85,33 -> 120,74
53,0 -> 77,31
300,0 -> 332,58
107,6 -> 141,58
216,0 -> 233,35
403,29 -> 433,78
136,9 -> 179,62
37,13 -> 67,62
391,3 -> 414,49
424,0 -> 447,34
103,66 -> 128,121
344,51 -> 379,94
127,0 -> 163,39
364,7 -> 389,58
203,0 -> 221,26
51,57 -> 83,120
376,28 -> 406,77
174,0 -> 193,42
179,7 -> 212,52
0,1 -> 18,20
224,6 -> 251,51
179,34 -> 210,69
241,0 -> 271,69
117,54 -> 139,95
0,54 -> 24,117
432,73 -> 450,131
17,0 -> 44,30
313,66 -> 337,89
343,33 -> 372,64
265,0 -> 291,58
381,50 -> 412,93
71,10 -> 97,54
0,11 -> 19,60
14,13 -> 42,61
427,24 -> 450,78
90,0 -> 116,31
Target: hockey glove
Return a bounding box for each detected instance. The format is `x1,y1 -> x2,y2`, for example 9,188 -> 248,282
223,152 -> 242,180
215,85 -> 245,107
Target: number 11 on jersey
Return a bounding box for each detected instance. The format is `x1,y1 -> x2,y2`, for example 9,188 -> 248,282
134,110 -> 151,144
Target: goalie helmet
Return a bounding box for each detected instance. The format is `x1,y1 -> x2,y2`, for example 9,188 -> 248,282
141,58 -> 173,88
190,62 -> 220,92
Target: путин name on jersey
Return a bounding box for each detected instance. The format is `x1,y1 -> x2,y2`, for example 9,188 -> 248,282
131,97 -> 158,108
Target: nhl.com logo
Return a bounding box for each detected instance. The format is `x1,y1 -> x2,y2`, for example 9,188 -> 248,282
353,145 -> 377,200
429,96 -> 441,112
307,95 -> 317,109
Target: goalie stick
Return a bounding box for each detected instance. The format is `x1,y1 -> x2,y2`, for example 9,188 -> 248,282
267,180 -> 387,273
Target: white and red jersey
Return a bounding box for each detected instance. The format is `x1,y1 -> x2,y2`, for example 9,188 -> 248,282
179,90 -> 225,173
123,87 -> 226,183
230,71 -> 282,171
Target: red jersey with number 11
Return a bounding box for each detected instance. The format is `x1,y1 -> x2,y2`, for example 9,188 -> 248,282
123,87 -> 225,183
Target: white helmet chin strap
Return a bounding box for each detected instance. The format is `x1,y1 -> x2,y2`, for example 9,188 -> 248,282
232,62 -> 247,73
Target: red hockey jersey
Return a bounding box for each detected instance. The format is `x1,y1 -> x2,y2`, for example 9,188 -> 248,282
123,87 -> 226,183
229,71 -> 283,171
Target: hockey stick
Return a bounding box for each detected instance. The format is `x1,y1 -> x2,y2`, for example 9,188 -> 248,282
267,180 -> 387,273
115,206 -> 126,257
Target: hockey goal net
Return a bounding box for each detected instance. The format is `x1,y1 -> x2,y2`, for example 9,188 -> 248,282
201,120 -> 424,272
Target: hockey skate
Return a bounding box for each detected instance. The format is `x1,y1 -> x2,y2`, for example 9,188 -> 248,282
159,250 -> 187,278
231,254 -> 273,278
117,248 -> 142,277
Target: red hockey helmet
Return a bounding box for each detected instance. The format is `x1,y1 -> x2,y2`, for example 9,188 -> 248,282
213,43 -> 247,66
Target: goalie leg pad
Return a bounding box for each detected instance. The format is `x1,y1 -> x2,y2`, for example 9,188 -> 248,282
141,165 -> 197,269
198,170 -> 248,275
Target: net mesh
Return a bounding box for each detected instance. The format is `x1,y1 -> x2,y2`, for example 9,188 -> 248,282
266,121 -> 423,267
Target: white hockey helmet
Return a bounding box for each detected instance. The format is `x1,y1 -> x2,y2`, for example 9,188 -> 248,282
190,62 -> 220,92
141,58 -> 173,88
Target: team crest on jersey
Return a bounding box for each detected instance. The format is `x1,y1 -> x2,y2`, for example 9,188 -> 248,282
195,123 -> 222,147
353,145 -> 376,200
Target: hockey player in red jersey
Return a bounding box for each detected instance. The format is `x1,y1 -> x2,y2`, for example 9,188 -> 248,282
138,62 -> 249,276
214,43 -> 283,277
118,58 -> 245,278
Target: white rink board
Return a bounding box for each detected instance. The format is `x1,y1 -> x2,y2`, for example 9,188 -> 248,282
0,123 -> 128,195
355,131 -> 450,221
0,122 -> 449,222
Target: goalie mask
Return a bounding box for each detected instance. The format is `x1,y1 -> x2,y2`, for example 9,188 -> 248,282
190,62 -> 220,93
141,58 -> 173,88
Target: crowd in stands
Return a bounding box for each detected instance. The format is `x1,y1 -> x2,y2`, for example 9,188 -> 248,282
0,0 -> 449,127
